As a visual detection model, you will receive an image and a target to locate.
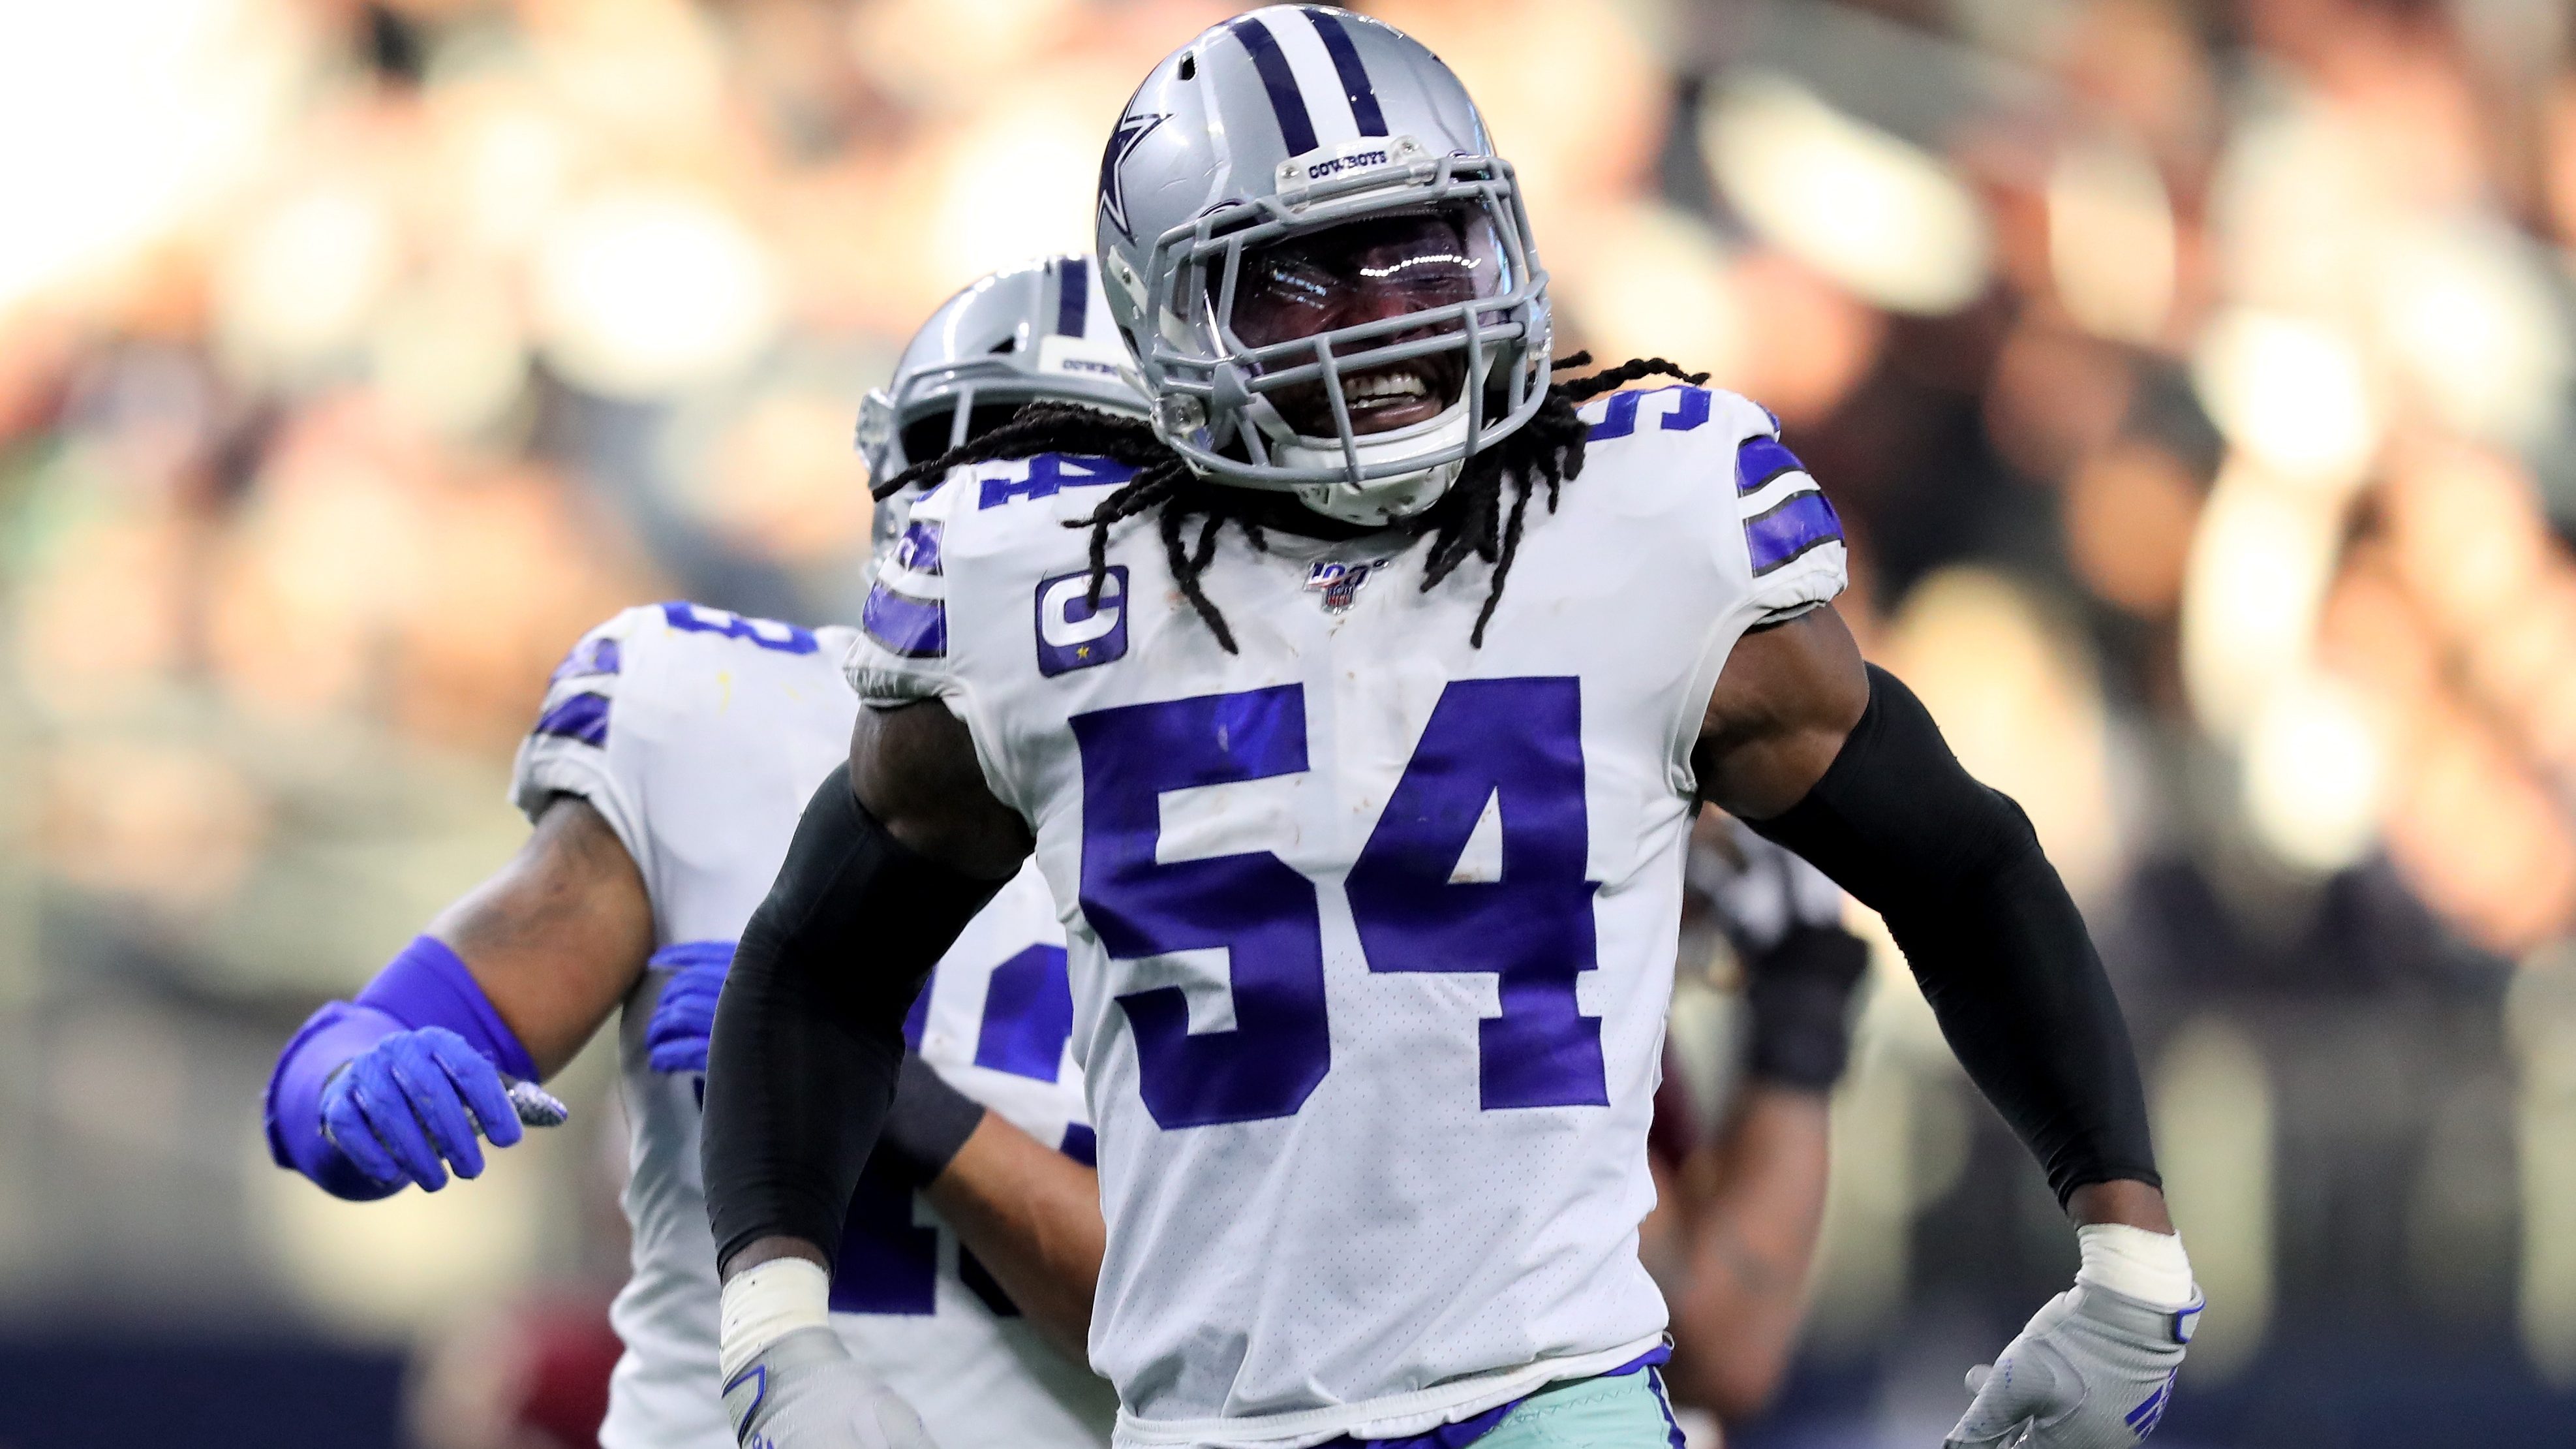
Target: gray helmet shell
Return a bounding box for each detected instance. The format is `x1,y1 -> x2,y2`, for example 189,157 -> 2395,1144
857,253 -> 1143,497
1094,6 -> 1552,524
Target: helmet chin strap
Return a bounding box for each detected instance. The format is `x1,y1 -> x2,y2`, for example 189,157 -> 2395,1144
1273,402 -> 1470,525
1295,465 -> 1460,526
1263,344 -> 1496,526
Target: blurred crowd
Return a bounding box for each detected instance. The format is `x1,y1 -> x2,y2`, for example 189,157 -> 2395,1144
7,0 -> 2576,1442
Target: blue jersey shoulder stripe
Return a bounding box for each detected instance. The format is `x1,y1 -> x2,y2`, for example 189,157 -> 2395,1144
547,634 -> 621,685
533,691 -> 610,748
895,519 -> 943,576
1736,435 -> 1805,495
1743,489 -> 1843,576
863,582 -> 947,659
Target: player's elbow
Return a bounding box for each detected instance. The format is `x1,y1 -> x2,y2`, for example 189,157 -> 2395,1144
1747,665 -> 2047,915
1885,783 -> 2047,927
1026,1285 -> 1096,1367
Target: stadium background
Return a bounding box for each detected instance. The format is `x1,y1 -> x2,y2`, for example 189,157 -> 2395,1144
3,0 -> 2575,1443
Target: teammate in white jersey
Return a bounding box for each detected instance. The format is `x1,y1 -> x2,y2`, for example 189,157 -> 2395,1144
704,10 -> 2200,1449
264,258 -> 1139,1449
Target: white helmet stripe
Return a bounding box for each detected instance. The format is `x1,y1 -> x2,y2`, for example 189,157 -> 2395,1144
1267,8 -> 1364,149
1225,16 -> 1320,155
1302,7 -> 1390,138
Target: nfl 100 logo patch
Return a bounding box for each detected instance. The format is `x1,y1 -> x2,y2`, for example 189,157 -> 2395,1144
1035,566 -> 1128,676
1304,558 -> 1388,614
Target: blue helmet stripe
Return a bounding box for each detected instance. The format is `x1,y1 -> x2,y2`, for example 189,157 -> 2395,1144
1057,256 -> 1090,337
1228,16 -> 1319,156
1302,9 -> 1387,136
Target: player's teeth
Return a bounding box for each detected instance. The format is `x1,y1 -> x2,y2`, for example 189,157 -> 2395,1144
1352,371 -> 1426,402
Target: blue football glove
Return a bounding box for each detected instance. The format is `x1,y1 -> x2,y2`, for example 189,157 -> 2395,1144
319,1025 -> 524,1192
645,940 -> 735,1076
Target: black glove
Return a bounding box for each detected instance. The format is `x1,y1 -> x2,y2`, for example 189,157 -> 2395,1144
1704,817 -> 1869,1093
1744,923 -> 1870,1091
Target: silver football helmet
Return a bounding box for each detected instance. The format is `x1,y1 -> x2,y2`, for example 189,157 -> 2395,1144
857,255 -> 1144,544
1095,5 -> 1552,525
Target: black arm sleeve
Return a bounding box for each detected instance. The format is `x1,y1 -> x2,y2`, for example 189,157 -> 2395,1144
872,1051 -> 989,1186
703,763 -> 1007,1269
1743,665 -> 2159,1203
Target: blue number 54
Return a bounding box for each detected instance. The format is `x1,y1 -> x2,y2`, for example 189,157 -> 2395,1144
1073,679 -> 1605,1128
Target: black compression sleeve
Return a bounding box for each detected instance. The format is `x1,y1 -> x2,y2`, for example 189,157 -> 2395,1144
703,763 -> 1007,1268
872,1052 -> 988,1186
1744,666 -> 2159,1203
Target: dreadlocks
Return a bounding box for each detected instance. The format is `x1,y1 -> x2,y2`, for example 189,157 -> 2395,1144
872,352 -> 1710,651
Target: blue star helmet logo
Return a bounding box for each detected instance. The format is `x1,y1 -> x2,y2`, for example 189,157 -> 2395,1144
1099,112 -> 1169,243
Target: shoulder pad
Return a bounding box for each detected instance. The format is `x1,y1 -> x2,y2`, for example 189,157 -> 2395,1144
508,604 -> 662,867
1570,385 -> 1847,617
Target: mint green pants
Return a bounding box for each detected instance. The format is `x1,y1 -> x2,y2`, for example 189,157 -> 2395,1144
1473,1367 -> 1687,1448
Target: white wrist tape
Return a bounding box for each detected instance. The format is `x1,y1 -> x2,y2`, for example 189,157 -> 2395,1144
2076,1223 -> 2197,1309
719,1257 -> 832,1381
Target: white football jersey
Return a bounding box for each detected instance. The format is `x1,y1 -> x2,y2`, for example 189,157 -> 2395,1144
510,600 -> 1114,1449
846,386 -> 1847,1447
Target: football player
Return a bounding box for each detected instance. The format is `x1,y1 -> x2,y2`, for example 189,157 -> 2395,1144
1646,822 -> 1867,1439
703,10 -> 2200,1449
264,257 -> 1137,1449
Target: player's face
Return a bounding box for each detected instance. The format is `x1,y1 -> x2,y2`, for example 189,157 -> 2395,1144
1225,208 -> 1505,437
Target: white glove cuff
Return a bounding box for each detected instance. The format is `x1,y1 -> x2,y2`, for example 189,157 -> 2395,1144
719,1257 -> 832,1381
2076,1222 -> 2197,1309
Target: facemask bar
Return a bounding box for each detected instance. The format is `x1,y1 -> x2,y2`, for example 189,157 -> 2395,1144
858,357 -> 1009,481
861,358 -> 1139,497
1218,215 -> 1515,482
1135,153 -> 1550,491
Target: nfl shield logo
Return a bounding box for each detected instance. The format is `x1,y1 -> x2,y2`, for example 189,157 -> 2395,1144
1304,558 -> 1385,614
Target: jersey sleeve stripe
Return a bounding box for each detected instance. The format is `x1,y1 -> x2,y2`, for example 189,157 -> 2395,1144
1737,468 -> 1818,518
547,636 -> 621,685
1736,435 -> 1805,495
896,519 -> 943,576
1744,489 -> 1845,576
863,582 -> 948,659
532,691 -> 610,747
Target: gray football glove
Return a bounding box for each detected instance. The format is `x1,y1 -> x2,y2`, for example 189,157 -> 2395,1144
1944,1282 -> 2201,1448
722,1326 -> 936,1449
